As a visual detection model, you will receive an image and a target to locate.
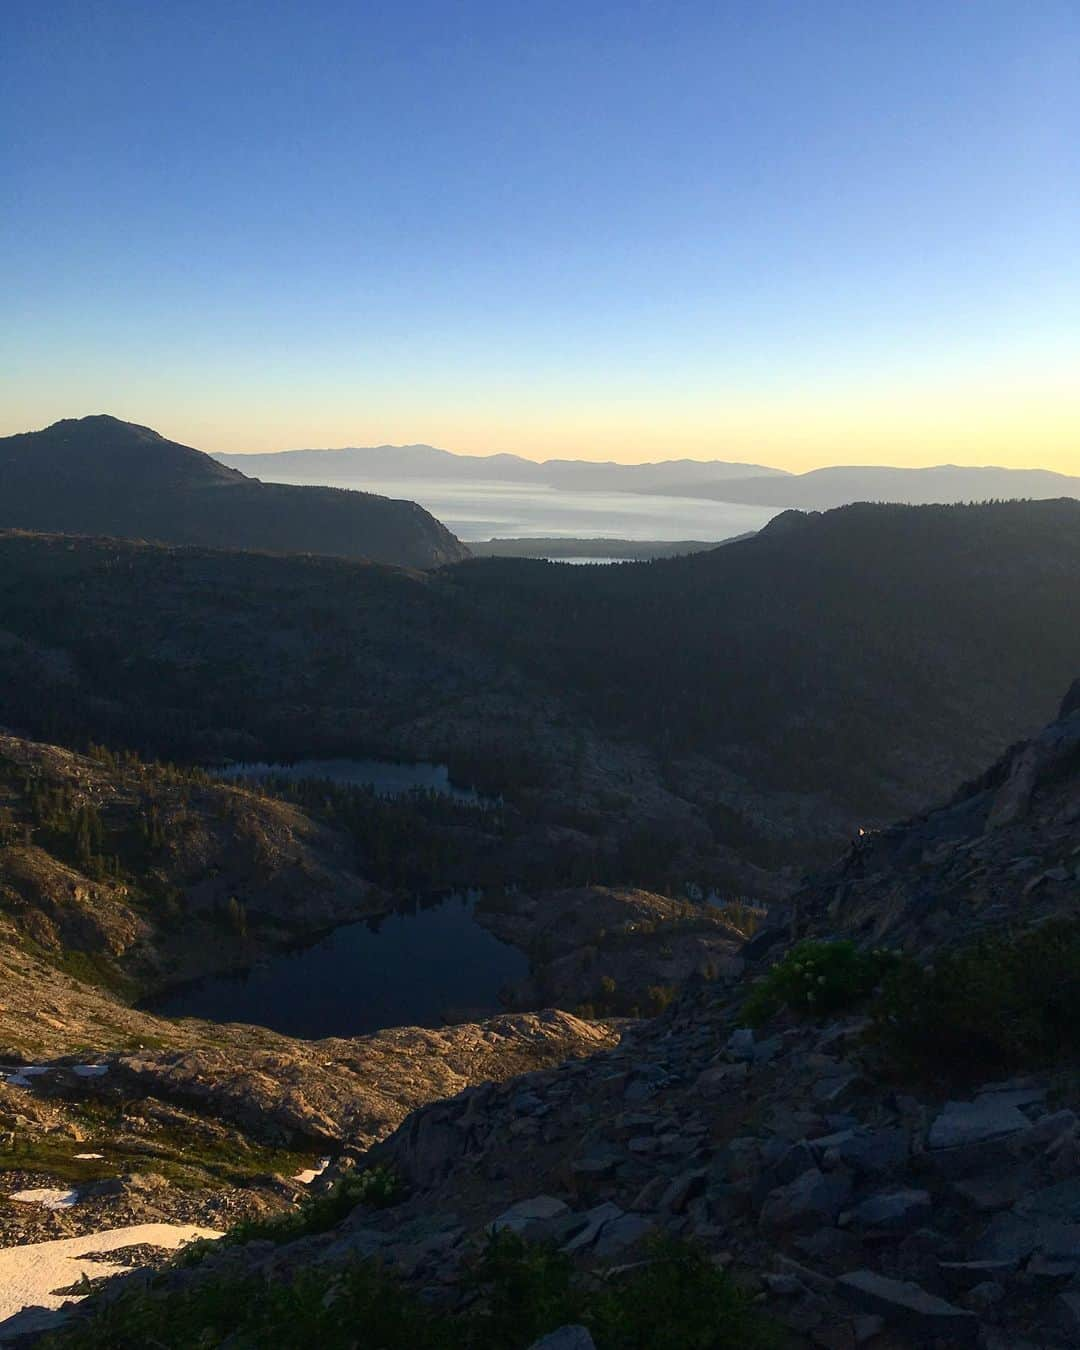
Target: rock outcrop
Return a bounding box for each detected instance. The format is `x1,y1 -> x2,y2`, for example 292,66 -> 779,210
0,732 -> 387,995
475,885 -> 746,1013
792,685 -> 1080,953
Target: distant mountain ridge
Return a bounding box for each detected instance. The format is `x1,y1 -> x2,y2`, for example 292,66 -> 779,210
670,462 -> 1080,508
216,443 -> 788,493
216,442 -> 1080,508
0,416 -> 469,568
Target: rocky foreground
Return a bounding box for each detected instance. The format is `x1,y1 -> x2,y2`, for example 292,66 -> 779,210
33,680 -> 1080,1348
47,972 -> 1080,1349
0,934 -> 616,1221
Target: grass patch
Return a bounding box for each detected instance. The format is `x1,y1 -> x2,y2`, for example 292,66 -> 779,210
0,1105 -> 316,1192
45,1233 -> 780,1349
45,949 -> 141,1001
8,931 -> 142,1002
869,918 -> 1080,1084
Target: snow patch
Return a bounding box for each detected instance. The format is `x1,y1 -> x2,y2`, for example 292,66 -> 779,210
74,1153 -> 105,1161
72,1064 -> 108,1078
0,1223 -> 224,1341
292,1156 -> 332,1186
2,1066 -> 48,1089
8,1189 -> 79,1210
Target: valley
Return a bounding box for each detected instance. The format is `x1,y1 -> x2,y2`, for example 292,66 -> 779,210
0,430 -> 1079,1346
8,6 -> 1079,1343
5,680 -> 1077,1348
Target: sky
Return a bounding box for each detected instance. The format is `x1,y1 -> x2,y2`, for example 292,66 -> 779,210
2,0 -> 1078,471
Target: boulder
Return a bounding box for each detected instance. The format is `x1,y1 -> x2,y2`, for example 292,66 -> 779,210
760,1168 -> 853,1232
490,1196 -> 569,1234
1016,1179 -> 1080,1222
528,1327 -> 596,1350
563,1203 -> 625,1253
843,1189 -> 931,1232
658,1169 -> 707,1214
724,1028 -> 756,1062
837,1270 -> 978,1342
938,1257 -> 1019,1290
928,1100 -> 1030,1151
813,1127 -> 907,1177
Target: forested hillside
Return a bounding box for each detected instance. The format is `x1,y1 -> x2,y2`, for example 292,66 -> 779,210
1,499 -> 1078,875
451,500 -> 1080,812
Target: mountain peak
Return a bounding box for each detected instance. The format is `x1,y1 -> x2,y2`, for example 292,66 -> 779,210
0,415 -> 469,568
46,413 -> 166,440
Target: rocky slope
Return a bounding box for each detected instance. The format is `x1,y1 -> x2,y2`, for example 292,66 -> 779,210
0,735 -> 629,1332
475,884 -> 748,1015
0,732 -> 387,995
0,731 -> 624,1338
0,928 -> 616,1284
47,680 -> 1080,1348
56,964 -> 1080,1347
790,676 -> 1080,953
0,416 -> 469,569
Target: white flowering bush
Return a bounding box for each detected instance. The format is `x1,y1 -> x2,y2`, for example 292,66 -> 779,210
743,940 -> 896,1026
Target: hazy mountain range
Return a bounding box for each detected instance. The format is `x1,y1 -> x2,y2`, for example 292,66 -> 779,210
0,417 -> 468,568
217,443 -> 1080,510
216,443 -> 787,494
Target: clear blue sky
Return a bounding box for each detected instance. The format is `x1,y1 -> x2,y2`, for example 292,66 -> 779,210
3,0 -> 1078,467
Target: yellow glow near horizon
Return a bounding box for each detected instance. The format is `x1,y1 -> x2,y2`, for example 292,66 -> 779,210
3,374 -> 1078,474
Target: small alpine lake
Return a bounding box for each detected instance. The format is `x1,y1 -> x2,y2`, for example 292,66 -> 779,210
144,892 -> 528,1039
215,757 -> 485,804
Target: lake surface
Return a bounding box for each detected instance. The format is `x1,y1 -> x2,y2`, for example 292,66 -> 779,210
145,893 -> 528,1038
216,757 -> 483,803
235,471 -> 780,542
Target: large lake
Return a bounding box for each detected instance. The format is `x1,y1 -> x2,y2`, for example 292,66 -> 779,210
145,892 -> 527,1038
237,472 -> 780,543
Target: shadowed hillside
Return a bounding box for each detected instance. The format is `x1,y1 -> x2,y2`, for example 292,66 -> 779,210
0,499 -> 1078,877
449,500 -> 1080,818
0,416 -> 469,569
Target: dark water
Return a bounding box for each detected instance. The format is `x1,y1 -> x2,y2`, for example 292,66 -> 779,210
216,757 -> 483,803
145,893 -> 528,1038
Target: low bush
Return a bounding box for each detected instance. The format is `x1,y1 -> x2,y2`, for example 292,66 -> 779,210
181,1166 -> 406,1264
743,939 -> 896,1026
47,1233 -> 780,1349
869,918 -> 1080,1083
588,1237 -> 780,1349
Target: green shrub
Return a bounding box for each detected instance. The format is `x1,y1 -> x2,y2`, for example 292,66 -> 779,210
48,1234 -> 780,1349
743,940 -> 896,1026
181,1166 -> 406,1264
463,1230 -> 582,1344
869,919 -> 1080,1083
590,1236 -> 781,1349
